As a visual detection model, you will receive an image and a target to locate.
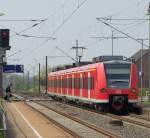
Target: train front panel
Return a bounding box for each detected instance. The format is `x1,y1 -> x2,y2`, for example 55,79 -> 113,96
96,60 -> 139,111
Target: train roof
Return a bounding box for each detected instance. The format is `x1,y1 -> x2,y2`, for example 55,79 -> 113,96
49,62 -> 100,76
49,60 -> 132,76
104,60 -> 132,64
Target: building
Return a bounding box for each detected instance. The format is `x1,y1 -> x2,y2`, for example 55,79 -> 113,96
131,49 -> 150,88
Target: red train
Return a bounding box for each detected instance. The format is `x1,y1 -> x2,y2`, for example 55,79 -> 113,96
48,58 -> 139,112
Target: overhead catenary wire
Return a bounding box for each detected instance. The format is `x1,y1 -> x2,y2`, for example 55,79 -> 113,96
96,18 -> 149,48
0,19 -> 45,22
9,0 -> 147,65
56,46 -> 78,63
19,0 -> 88,61
45,0 -> 88,41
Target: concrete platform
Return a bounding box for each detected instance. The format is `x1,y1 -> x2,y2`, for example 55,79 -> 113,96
3,101 -> 73,138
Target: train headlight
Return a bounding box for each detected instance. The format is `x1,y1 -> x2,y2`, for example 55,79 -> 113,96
131,88 -> 136,93
100,88 -> 106,93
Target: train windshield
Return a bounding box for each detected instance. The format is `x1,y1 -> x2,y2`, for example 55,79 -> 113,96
104,63 -> 131,88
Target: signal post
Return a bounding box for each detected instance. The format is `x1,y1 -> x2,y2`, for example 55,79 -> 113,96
0,29 -> 10,96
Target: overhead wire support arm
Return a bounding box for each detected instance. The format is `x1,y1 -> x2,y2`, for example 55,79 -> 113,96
0,19 -> 46,22
55,46 -> 78,63
96,18 -> 149,48
102,18 -> 149,21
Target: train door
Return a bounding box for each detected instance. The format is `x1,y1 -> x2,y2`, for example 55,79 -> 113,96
68,74 -> 72,96
80,73 -> 83,97
62,75 -> 65,95
88,72 -> 91,99
75,73 -> 80,97
72,74 -> 74,96
66,74 -> 69,96
56,76 -> 59,93
61,75 -> 62,95
58,76 -> 61,95
90,70 -> 96,99
54,76 -> 56,93
82,72 -> 88,98
63,75 -> 67,95
51,76 -> 54,92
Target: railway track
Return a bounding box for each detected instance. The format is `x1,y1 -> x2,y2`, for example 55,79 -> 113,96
129,113 -> 150,121
106,113 -> 150,129
12,93 -> 150,137
12,93 -> 150,129
26,101 -> 119,138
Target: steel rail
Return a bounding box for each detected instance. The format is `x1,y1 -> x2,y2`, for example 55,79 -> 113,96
25,102 -> 81,138
12,93 -> 150,130
33,101 -> 120,138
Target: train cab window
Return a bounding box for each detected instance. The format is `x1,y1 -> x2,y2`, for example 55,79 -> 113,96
104,62 -> 131,88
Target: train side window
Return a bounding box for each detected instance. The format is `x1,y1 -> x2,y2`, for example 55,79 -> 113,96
60,78 -> 62,88
88,77 -> 91,90
83,77 -> 88,89
80,77 -> 83,89
58,79 -> 59,88
54,79 -> 55,88
62,79 -> 64,88
65,78 -> 67,88
77,78 -> 79,89
67,78 -> 68,88
72,77 -> 74,89
90,77 -> 94,89
74,78 -> 76,89
49,79 -> 51,87
69,78 -> 70,88
83,77 -> 85,89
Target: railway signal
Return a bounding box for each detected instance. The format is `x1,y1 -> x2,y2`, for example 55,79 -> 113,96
0,29 -> 10,49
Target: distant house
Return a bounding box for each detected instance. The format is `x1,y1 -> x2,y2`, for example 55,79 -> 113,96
131,49 -> 150,88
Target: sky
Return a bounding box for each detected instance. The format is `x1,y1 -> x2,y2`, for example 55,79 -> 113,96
0,0 -> 149,75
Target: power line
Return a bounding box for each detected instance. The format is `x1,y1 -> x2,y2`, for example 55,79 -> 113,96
96,18 -> 149,48
16,34 -> 56,39
46,0 -> 88,42
56,46 -> 77,63
19,0 -> 88,61
104,0 -> 147,18
102,18 -> 149,21
0,19 -> 45,22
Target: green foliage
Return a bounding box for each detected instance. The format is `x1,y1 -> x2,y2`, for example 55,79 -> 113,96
139,88 -> 149,96
4,65 -> 53,92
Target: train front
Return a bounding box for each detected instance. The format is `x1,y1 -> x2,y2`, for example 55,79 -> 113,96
103,60 -> 139,112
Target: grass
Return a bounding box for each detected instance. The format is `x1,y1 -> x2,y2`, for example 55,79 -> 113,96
0,120 -> 4,138
0,110 -> 4,138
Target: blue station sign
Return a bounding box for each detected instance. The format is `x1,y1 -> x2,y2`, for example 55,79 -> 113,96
3,65 -> 24,73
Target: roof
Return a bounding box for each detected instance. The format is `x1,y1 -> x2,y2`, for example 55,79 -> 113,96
49,62 -> 100,76
131,49 -> 150,61
49,60 -> 132,76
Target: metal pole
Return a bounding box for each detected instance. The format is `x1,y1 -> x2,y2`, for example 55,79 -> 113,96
148,3 -> 150,101
112,31 -> 114,56
0,48 -> 4,97
33,66 -> 35,91
46,56 -> 48,94
76,40 -> 79,66
39,63 -> 40,94
140,39 -> 143,102
0,66 -> 3,97
27,71 -> 30,90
